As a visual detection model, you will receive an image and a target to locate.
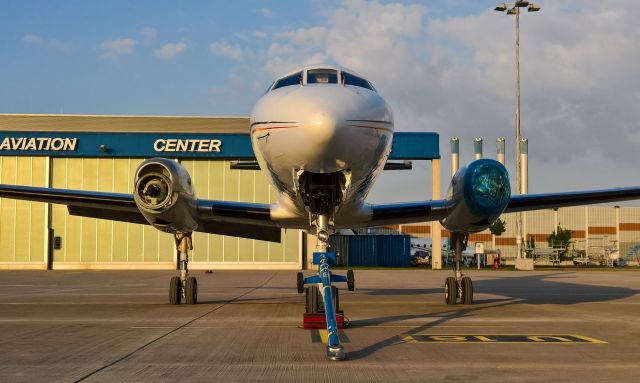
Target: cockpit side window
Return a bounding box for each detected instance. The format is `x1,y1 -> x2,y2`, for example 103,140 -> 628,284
307,69 -> 338,84
264,81 -> 275,94
272,71 -> 302,90
342,72 -> 376,91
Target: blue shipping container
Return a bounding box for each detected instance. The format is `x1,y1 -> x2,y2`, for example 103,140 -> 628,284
329,235 -> 411,267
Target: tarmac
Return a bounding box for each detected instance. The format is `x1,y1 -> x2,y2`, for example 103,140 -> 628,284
0,269 -> 638,382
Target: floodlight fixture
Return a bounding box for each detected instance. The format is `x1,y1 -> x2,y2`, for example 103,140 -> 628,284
494,3 -> 508,11
515,1 -> 530,6
528,3 -> 541,12
507,7 -> 517,15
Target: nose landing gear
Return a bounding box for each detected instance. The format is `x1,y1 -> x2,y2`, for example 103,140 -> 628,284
297,214 -> 352,361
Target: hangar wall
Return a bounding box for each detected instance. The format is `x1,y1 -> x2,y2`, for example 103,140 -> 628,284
391,206 -> 640,261
181,159 -> 301,268
50,157 -> 175,269
0,157 -> 302,270
45,158 -> 301,270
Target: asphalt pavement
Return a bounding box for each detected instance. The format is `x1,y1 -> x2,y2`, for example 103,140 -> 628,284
0,269 -> 638,382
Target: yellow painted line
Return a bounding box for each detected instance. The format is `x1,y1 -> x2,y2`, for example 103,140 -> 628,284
400,334 -> 418,344
319,330 -> 328,344
399,334 -> 608,344
570,334 -> 608,344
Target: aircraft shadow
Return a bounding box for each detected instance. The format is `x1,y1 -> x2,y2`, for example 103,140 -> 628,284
361,272 -> 638,305
346,272 -> 638,360
464,272 -> 637,304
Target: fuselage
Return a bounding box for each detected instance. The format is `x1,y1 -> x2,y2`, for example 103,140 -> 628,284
250,65 -> 394,229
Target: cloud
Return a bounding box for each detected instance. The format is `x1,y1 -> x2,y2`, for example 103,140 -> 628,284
422,0 -> 640,165
99,38 -> 138,59
260,7 -> 275,17
23,34 -> 71,53
253,31 -> 267,39
276,26 -> 328,46
23,34 -> 43,44
155,41 -> 187,59
209,41 -> 244,61
49,39 -> 71,53
215,0 -> 640,194
141,27 -> 157,44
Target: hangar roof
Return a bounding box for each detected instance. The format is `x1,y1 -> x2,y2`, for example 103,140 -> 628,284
0,114 -> 250,133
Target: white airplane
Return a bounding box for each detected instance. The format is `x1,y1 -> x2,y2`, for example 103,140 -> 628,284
1,64 -> 640,360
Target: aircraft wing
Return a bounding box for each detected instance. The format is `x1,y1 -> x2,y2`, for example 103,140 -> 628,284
504,186 -> 640,213
0,184 -> 281,242
366,186 -> 640,227
367,200 -> 450,226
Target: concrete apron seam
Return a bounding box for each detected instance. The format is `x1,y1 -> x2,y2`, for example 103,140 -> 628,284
73,271 -> 279,383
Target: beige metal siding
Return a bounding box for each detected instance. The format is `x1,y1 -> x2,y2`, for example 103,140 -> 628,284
620,208 -> 640,259
558,207 -> 584,232
0,156 -> 49,267
50,158 -> 175,268
526,210 -> 555,240
180,160 -> 301,267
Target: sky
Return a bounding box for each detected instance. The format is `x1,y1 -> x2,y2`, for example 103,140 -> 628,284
1,0 -> 639,205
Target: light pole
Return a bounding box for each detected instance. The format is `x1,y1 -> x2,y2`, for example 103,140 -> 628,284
494,1 -> 540,260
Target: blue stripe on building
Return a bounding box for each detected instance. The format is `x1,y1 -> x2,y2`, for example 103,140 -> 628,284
0,131 -> 439,160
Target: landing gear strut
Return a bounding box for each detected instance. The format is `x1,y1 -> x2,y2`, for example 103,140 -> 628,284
297,214 -> 351,361
169,232 -> 197,305
445,232 -> 473,305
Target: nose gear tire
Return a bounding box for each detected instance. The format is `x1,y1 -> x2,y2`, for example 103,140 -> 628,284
347,269 -> 355,291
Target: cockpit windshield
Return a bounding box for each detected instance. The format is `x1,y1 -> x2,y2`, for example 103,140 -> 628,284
269,68 -> 377,92
307,69 -> 338,84
272,71 -> 302,90
342,72 -> 376,91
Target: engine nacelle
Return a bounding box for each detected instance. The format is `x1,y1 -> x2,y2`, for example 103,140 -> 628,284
133,158 -> 198,233
440,159 -> 511,234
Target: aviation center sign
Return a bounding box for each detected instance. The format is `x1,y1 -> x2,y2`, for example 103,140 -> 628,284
0,137 -> 78,151
0,132 -> 255,159
153,139 -> 222,153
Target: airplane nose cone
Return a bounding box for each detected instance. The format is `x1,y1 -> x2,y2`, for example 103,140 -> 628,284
307,110 -> 338,145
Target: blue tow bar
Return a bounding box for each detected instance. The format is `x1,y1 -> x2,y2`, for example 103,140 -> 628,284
304,251 -> 347,360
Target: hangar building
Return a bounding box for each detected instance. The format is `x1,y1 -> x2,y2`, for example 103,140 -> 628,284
390,206 -> 640,263
0,114 -> 441,270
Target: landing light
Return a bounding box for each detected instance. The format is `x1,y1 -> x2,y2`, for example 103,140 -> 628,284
318,230 -> 330,242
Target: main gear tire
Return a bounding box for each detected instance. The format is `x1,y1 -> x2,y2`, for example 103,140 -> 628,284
169,276 -> 182,305
445,276 -> 457,305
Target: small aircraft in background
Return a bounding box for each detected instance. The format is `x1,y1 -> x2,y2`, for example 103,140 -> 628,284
1,64 -> 639,360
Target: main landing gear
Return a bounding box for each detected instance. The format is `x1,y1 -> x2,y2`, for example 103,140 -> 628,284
444,232 -> 473,305
169,232 -> 198,305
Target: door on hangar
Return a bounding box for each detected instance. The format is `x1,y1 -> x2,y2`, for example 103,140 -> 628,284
0,156 -> 49,268
50,158 -> 175,268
